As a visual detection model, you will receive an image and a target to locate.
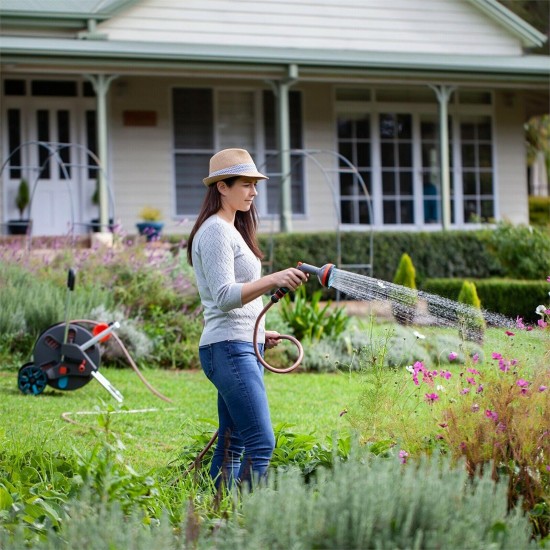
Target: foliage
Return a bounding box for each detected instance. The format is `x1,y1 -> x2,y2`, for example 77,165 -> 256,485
457,280 -> 485,344
392,252 -> 418,325
529,196 -> 550,226
278,285 -> 349,342
15,179 -> 30,219
217,453 -> 535,550
440,362 -> 550,538
486,222 -> 550,280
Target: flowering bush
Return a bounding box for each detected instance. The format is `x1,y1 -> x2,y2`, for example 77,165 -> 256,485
403,280 -> 550,538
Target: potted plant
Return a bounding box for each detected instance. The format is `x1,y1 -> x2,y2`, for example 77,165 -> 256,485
136,206 -> 164,241
90,179 -> 114,232
8,179 -> 31,235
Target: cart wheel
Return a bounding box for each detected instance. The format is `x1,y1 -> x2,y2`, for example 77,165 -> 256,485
18,363 -> 48,395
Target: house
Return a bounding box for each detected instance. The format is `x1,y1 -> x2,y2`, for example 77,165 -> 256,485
0,0 -> 548,237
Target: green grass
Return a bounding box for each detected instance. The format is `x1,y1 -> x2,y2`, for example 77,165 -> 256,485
0,367 -> 363,472
1,325 -> 547,472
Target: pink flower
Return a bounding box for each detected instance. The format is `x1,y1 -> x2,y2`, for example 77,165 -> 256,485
539,385 -> 547,392
438,422 -> 448,428
485,409 -> 498,422
515,317 -> 526,329
425,392 -> 439,404
472,353 -> 479,363
399,450 -> 409,464
467,368 -> 480,375
492,352 -> 502,360
516,379 -> 529,388
467,377 -> 476,385
440,370 -> 452,380
476,384 -> 484,394
538,319 -> 548,329
448,351 -> 458,361
460,388 -> 470,395
547,276 -> 550,283
505,330 -> 515,337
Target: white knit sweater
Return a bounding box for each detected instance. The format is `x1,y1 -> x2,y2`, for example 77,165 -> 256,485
191,215 -> 265,346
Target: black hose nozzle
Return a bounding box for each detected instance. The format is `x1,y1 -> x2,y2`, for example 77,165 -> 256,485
297,262 -> 335,288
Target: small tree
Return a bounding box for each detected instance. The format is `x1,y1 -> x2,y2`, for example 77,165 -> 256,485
15,179 -> 30,220
457,280 -> 485,344
392,253 -> 417,325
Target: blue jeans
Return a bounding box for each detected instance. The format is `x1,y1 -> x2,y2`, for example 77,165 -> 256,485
199,340 -> 275,488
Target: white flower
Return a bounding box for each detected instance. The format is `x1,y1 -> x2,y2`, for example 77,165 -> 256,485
436,385 -> 446,393
413,330 -> 426,340
536,305 -> 546,316
405,365 -> 414,374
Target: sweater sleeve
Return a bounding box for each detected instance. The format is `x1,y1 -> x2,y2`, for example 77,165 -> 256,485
196,223 -> 243,312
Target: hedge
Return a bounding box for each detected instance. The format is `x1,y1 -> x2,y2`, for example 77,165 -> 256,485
529,196 -> 550,226
422,278 -> 549,323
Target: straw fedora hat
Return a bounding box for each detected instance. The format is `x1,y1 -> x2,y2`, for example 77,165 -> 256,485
203,148 -> 268,186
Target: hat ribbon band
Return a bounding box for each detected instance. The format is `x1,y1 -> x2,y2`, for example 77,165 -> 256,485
208,162 -> 258,178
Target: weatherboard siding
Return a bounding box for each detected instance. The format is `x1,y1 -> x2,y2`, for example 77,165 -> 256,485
98,0 -> 522,56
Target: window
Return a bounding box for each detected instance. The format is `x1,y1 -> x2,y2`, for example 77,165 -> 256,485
420,115 -> 454,224
172,88 -> 303,216
380,113 -> 414,224
460,116 -> 494,223
337,112 -> 372,224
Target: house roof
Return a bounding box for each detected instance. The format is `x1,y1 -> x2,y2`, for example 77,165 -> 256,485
0,1 -> 548,86
1,36 -> 548,87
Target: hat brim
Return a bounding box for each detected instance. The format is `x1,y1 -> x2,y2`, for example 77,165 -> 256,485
203,171 -> 268,186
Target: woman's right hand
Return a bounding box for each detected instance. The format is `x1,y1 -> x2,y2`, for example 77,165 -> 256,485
270,267 -> 308,291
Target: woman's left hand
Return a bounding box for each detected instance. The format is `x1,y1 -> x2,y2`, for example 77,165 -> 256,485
265,331 -> 281,349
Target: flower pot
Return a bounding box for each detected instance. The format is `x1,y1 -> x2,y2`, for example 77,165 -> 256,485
7,219 -> 31,235
136,221 -> 164,242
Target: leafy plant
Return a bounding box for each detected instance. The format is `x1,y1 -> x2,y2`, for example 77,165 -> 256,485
15,179 -> 30,220
278,285 -> 349,342
392,252 -> 418,325
457,280 -> 485,344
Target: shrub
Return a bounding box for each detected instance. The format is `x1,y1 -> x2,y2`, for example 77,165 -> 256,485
486,222 -> 550,280
392,253 -> 418,325
529,196 -> 550,226
457,280 -> 485,344
216,453 -> 536,549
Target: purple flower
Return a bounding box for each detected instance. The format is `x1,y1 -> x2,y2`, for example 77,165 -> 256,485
485,409 -> 498,422
460,388 -> 470,395
516,379 -> 529,388
515,316 -> 526,329
399,450 -> 409,464
472,353 -> 479,363
467,377 -> 476,385
440,370 -> 452,380
539,385 -> 547,392
492,352 -> 502,360
448,351 -> 458,361
547,276 -> 550,283
425,392 -> 439,404
476,384 -> 484,394
471,403 -> 480,412
467,368 -> 480,375
538,319 -> 548,329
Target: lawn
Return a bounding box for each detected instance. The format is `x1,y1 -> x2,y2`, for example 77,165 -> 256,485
0,367 -> 363,472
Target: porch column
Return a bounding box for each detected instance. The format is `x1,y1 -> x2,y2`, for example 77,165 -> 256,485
273,64 -> 298,233
85,74 -> 118,232
429,85 -> 456,230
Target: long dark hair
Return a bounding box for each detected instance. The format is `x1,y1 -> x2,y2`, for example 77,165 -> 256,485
187,177 -> 264,265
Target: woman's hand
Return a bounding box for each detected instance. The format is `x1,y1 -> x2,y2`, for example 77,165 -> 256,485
271,267 -> 308,291
265,331 -> 281,349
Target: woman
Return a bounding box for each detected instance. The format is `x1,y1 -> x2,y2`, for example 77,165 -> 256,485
187,148 -> 307,488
